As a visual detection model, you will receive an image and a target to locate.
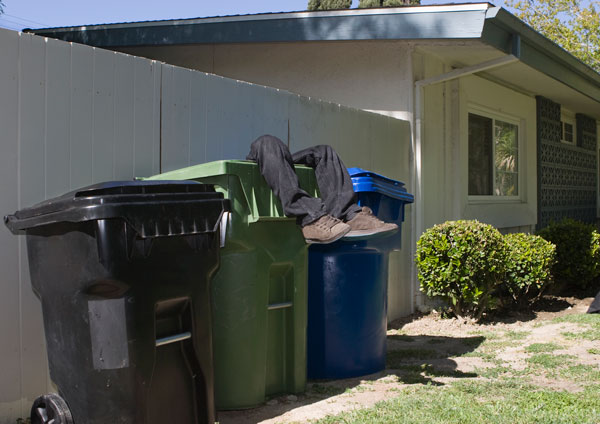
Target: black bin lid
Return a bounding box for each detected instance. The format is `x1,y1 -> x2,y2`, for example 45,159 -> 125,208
4,180 -> 230,237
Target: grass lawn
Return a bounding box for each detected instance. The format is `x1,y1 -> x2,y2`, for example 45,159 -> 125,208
219,295 -> 600,424
316,382 -> 600,424
309,298 -> 600,424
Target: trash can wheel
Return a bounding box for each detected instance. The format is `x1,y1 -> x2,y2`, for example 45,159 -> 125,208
31,393 -> 74,424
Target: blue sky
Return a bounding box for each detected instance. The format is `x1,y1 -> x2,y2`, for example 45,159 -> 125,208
0,0 -> 505,31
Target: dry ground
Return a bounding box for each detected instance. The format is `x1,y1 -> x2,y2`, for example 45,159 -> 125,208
218,295 -> 599,424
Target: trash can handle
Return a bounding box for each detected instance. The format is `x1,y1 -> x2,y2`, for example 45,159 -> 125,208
156,331 -> 192,347
267,301 -> 293,311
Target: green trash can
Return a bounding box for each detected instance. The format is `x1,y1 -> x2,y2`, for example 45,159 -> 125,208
147,160 -> 316,410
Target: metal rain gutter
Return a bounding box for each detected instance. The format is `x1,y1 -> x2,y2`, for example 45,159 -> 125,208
482,7 -> 600,105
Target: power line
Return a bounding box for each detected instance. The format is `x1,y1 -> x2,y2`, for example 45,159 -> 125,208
0,16 -> 27,29
4,13 -> 48,27
0,21 -> 22,31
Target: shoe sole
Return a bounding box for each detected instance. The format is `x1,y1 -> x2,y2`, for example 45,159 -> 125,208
343,225 -> 398,239
305,226 -> 351,244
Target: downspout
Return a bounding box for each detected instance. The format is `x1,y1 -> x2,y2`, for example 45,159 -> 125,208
410,36 -> 521,311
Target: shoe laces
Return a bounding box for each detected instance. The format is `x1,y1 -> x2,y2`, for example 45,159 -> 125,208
361,206 -> 374,215
316,215 -> 342,230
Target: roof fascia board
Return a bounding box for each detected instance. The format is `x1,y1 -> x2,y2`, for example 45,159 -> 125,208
482,7 -> 600,103
32,4 -> 490,32
31,8 -> 488,48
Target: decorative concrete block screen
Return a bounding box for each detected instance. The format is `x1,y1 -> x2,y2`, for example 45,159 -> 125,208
536,96 -> 598,229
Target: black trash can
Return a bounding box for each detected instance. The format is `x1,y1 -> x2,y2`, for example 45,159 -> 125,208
4,180 -> 230,424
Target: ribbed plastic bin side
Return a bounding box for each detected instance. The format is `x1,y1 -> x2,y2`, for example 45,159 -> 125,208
147,160 -> 317,410
307,241 -> 389,379
4,181 -> 229,424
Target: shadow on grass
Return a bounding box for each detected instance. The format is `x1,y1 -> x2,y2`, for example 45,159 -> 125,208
389,291 -> 599,328
485,297 -> 575,324
388,312 -> 428,330
491,286 -> 600,323
385,334 -> 483,385
218,334 -> 484,424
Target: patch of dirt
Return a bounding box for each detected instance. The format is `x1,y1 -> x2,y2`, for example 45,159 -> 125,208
528,375 -> 586,393
217,296 -> 598,424
218,375 -> 399,424
451,356 -> 495,373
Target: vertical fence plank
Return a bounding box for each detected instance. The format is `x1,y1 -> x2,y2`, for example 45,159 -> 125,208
160,65 -> 192,172
92,48 -> 116,181
19,34 -> 46,207
38,37 -> 75,401
204,76 -> 243,161
370,115 -> 409,180
204,76 -> 287,161
69,43 -> 94,189
289,96 -> 340,152
219,82 -> 266,158
45,38 -> 71,198
188,72 -> 208,165
133,58 -> 160,178
113,53 -> 135,180
18,33 -> 50,412
0,28 -> 23,421
245,83 -> 288,150
159,65 -> 173,172
152,62 -> 161,175
288,95 -> 320,151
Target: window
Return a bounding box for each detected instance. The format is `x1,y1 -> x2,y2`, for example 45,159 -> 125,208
561,110 -> 575,144
562,122 -> 574,143
468,111 -> 519,197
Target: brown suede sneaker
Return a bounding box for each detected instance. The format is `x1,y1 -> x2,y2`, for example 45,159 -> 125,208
302,214 -> 351,244
344,206 -> 398,238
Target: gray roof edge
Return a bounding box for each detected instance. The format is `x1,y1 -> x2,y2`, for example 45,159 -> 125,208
29,5 -> 490,46
483,7 -> 600,102
29,4 -> 492,33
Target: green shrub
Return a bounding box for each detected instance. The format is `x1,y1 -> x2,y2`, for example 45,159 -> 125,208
503,233 -> 556,304
416,220 -> 508,320
536,219 -> 600,289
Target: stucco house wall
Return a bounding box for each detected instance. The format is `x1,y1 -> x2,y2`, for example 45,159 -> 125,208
457,75 -> 538,230
118,41 -> 415,122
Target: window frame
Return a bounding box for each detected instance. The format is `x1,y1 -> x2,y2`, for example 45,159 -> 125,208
561,109 -> 576,145
467,105 -> 523,203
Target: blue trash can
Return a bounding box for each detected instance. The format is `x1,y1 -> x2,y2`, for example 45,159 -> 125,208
307,168 -> 413,379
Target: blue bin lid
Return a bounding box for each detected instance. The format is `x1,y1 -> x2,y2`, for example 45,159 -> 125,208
347,168 -> 414,203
